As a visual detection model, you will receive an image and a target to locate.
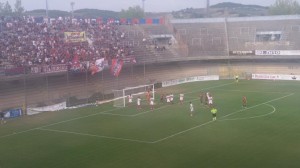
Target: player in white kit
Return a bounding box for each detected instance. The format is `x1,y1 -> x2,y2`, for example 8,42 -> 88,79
137,97 -> 142,110
170,94 -> 174,104
208,96 -> 213,108
150,97 -> 154,110
179,94 -> 184,104
189,102 -> 194,117
128,94 -> 133,104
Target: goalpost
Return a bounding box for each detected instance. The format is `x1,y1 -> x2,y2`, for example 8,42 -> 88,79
113,84 -> 155,108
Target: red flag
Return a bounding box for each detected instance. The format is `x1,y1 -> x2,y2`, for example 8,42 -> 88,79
110,59 -> 124,77
97,17 -> 103,24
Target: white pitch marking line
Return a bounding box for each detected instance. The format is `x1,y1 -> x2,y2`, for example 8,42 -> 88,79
0,108 -> 122,139
96,112 -> 133,117
152,120 -> 215,143
152,93 -> 294,143
219,104 -> 276,121
0,128 -> 40,139
37,128 -> 154,144
131,104 -> 173,117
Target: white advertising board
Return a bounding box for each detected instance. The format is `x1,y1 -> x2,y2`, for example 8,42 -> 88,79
255,50 -> 300,56
252,74 -> 300,81
162,75 -> 219,87
27,102 -> 67,115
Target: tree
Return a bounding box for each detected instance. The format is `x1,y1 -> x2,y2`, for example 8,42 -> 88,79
14,0 -> 24,16
3,1 -> 13,15
120,5 -> 144,19
269,0 -> 300,15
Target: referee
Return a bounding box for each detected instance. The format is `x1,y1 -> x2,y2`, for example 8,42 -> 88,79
211,107 -> 217,121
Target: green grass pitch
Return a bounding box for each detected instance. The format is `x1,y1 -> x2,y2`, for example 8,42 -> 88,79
1,79 -> 300,168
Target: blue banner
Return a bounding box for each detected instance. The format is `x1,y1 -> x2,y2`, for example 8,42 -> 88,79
139,19 -> 146,24
0,68 -> 5,76
153,19 -> 160,24
3,108 -> 22,118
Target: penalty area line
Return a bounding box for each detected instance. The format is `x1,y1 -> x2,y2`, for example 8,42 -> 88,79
37,128 -> 154,144
152,120 -> 215,143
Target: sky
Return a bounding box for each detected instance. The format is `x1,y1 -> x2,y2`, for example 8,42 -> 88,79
3,0 -> 300,12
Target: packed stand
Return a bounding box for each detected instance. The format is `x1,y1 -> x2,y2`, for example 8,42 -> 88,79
0,16 -> 134,73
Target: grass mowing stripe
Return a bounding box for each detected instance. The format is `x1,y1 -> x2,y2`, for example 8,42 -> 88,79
153,93 -> 293,143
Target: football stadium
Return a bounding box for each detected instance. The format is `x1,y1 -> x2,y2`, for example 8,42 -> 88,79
1,0 -> 300,167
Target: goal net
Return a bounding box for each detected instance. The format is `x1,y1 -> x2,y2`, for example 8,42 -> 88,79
113,84 -> 155,108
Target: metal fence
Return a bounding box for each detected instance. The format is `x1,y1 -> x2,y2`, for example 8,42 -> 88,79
1,60 -> 300,113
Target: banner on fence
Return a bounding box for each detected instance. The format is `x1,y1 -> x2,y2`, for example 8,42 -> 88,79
252,74 -> 300,81
27,102 -> 67,115
3,108 -> 22,118
30,64 -> 68,74
162,75 -> 219,87
42,64 -> 68,73
0,67 -> 5,76
123,56 -> 137,64
5,67 -> 25,76
64,32 -> 87,43
255,50 -> 300,56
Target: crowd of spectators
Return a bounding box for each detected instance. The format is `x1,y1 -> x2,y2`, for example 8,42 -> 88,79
0,16 -> 134,71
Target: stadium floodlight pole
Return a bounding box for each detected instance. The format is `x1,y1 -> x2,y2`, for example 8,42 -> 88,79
101,70 -> 104,100
85,68 -> 88,104
46,74 -> 49,103
143,61 -> 146,84
142,0 -> 146,12
66,71 -> 70,107
23,66 -> 27,115
71,2 -> 75,18
224,13 -> 232,79
46,0 -> 49,18
206,0 -> 210,17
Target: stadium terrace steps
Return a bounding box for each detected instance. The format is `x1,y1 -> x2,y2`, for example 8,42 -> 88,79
139,25 -> 172,35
